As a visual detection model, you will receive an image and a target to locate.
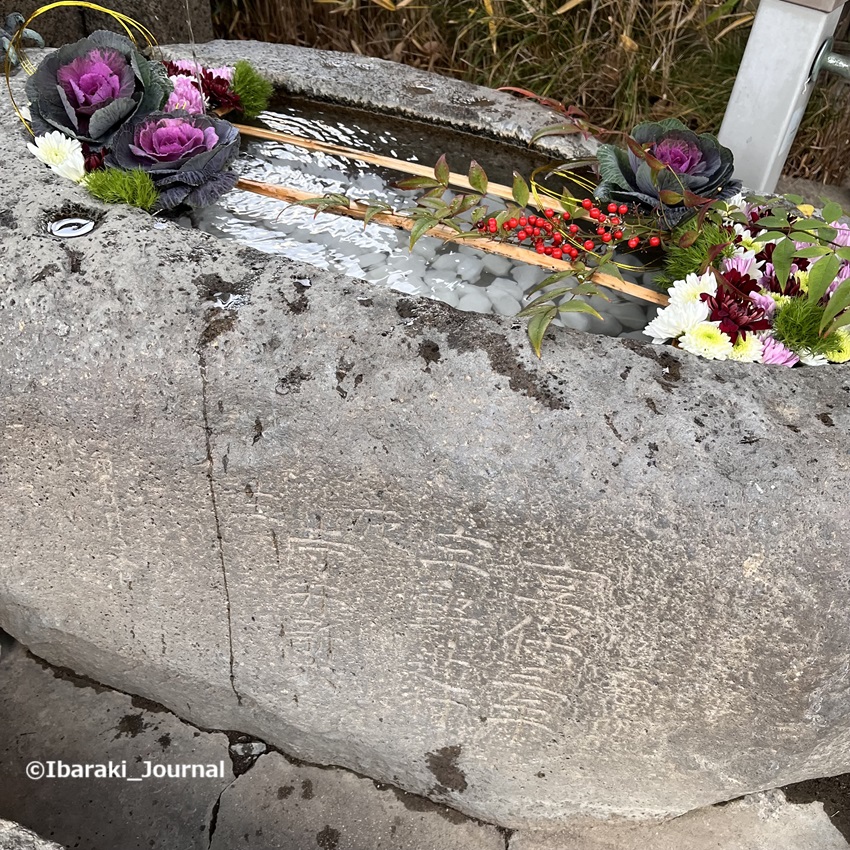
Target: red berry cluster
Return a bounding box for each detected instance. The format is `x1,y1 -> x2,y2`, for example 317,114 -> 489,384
475,198 -> 661,259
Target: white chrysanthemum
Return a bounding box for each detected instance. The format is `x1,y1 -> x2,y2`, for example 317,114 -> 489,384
797,349 -> 829,366
28,131 -> 85,183
725,191 -> 746,211
827,329 -> 850,363
679,321 -> 734,360
668,270 -> 717,307
732,222 -> 775,253
643,300 -> 710,344
729,334 -> 764,363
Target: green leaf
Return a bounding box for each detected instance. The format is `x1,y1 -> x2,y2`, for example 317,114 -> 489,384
512,171 -> 530,208
522,288 -> 581,311
526,306 -> 559,358
822,201 -> 844,224
793,245 -> 832,258
558,300 -> 603,321
754,214 -> 788,228
593,261 -> 622,282
827,311 -> 850,334
395,176 -> 442,191
417,196 -> 449,212
751,230 -> 783,243
836,247 -> 850,261
806,253 -> 840,304
658,189 -> 684,206
468,160 -> 488,195
524,270 -> 576,296
434,154 -> 450,187
820,280 -> 850,333
771,237 -> 797,293
783,193 -> 804,205
470,206 -> 489,225
455,194 -> 484,214
363,202 -> 391,226
408,216 -> 437,249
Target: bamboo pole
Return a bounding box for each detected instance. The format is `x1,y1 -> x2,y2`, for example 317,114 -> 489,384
233,122 -> 560,211
236,177 -> 669,307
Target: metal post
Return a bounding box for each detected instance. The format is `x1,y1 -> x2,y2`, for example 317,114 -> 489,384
718,0 -> 846,193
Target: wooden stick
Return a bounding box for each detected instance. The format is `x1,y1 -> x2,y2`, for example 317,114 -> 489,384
233,122 -> 563,211
236,177 -> 669,307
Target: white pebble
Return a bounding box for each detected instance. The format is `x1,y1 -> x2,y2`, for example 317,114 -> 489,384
559,311 -> 593,332
482,253 -> 512,276
428,284 -> 460,308
457,290 -> 493,314
489,278 -> 525,303
509,264 -> 548,289
456,256 -> 484,280
606,302 -> 650,329
586,315 -> 623,336
490,291 -> 522,316
432,252 -> 461,270
428,269 -> 460,287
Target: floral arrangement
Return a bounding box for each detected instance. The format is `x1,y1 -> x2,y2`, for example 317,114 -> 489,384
642,192 -> 850,365
398,112 -> 849,366
19,27 -> 272,213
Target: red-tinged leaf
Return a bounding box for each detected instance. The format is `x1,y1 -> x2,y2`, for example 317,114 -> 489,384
434,154 -> 450,187
530,122 -> 582,144
683,189 -> 713,207
512,172 -> 530,208
497,87 -> 568,115
526,306 -> 559,358
678,230 -> 699,249
644,151 -> 667,173
658,189 -> 684,206
625,135 -> 648,161
468,160 -> 488,195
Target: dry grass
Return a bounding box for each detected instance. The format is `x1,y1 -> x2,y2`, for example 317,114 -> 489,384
212,0 -> 850,183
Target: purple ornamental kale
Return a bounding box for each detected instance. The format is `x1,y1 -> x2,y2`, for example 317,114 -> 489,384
107,111 -> 240,210
25,30 -> 171,147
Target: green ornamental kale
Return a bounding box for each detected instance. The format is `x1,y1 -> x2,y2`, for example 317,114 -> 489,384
25,30 -> 171,148
595,118 -> 740,229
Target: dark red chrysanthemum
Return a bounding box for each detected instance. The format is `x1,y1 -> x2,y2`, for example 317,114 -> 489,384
200,71 -> 242,113
701,275 -> 771,344
82,142 -> 107,172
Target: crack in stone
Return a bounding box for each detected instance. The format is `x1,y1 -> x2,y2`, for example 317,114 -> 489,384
206,751 -> 270,848
198,350 -> 243,706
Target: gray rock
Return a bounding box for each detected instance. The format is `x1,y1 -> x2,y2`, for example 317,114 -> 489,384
11,0 -> 212,47
0,820 -> 62,850
509,790 -> 847,850
1,42 -> 850,830
209,752 -> 504,850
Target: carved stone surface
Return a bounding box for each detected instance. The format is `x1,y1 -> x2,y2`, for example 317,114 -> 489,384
1,43 -> 849,829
